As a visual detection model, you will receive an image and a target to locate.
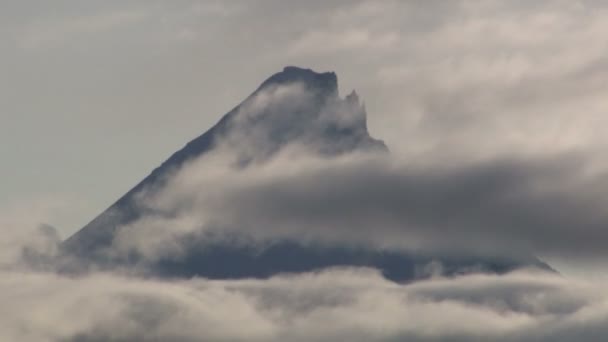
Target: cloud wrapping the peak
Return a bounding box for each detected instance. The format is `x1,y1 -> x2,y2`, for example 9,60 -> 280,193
110,136 -> 608,265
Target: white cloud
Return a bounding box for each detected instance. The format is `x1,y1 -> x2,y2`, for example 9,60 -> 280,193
1,262 -> 608,342
105,131 -> 608,266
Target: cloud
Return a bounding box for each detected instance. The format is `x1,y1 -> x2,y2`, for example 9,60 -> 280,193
0,196 -> 72,268
0,202 -> 595,340
108,131 -> 607,265
237,0 -> 608,159
2,261 -> 608,342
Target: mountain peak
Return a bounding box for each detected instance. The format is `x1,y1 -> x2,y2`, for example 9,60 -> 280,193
60,66 -> 551,282
62,66 -> 389,272
257,66 -> 338,97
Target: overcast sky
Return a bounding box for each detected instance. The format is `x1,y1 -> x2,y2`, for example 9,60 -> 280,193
5,1 -> 608,340
3,0 -> 608,237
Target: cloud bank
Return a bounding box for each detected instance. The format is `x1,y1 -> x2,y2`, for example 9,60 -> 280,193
1,248 -> 607,342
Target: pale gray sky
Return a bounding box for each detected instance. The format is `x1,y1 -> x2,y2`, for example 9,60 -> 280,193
3,0 -> 608,239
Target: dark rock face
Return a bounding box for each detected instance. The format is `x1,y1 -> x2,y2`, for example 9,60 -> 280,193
151,238 -> 540,281
62,66 -> 549,281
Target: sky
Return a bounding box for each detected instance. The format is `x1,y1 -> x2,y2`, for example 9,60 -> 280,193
3,1 -> 608,341
3,0 -> 608,239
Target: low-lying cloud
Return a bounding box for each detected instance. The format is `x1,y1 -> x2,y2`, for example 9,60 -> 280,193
0,216 -> 600,342
2,256 -> 608,342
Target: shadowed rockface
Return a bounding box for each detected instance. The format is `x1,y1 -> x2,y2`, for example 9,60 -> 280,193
62,66 -> 550,281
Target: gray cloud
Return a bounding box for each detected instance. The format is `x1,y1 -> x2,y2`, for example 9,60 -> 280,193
109,125 -> 608,265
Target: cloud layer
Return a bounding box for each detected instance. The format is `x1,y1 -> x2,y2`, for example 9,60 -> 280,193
2,257 -> 608,342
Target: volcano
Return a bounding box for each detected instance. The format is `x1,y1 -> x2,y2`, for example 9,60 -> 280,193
62,66 -> 549,281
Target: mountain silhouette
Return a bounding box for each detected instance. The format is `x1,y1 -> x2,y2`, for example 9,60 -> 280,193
62,66 -> 550,281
